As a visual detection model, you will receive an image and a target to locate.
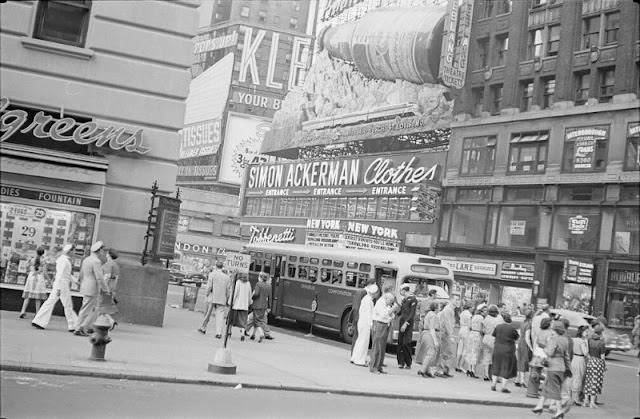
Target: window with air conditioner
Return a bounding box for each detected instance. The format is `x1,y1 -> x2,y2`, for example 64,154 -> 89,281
33,0 -> 91,47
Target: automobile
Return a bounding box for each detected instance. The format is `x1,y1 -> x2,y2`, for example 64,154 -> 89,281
513,308 -> 633,356
169,263 -> 206,286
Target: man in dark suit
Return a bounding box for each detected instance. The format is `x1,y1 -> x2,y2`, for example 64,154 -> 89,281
397,284 -> 418,368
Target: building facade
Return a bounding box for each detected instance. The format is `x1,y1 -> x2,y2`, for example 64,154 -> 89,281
0,1 -> 198,324
439,0 -> 639,328
173,1 -> 317,269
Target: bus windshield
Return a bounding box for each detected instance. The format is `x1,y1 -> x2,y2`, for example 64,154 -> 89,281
402,276 -> 450,298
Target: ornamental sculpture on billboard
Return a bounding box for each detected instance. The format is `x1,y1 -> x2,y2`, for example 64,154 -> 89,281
262,0 -> 473,154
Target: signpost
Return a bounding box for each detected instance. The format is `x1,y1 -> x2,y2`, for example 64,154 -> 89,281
208,251 -> 251,375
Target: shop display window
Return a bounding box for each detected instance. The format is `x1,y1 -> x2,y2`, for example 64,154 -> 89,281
0,202 -> 95,291
551,207 -> 601,251
496,206 -> 540,248
448,205 -> 488,245
561,282 -> 594,314
613,207 -> 639,255
607,269 -> 639,328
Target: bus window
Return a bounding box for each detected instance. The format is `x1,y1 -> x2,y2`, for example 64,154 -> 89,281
333,260 -> 344,268
254,259 -> 262,272
332,270 -> 343,285
298,266 -> 308,280
287,264 -> 296,278
380,274 -> 395,293
358,273 -> 370,288
322,259 -> 332,266
256,252 -> 263,259
410,265 -> 450,276
359,263 -> 371,272
264,253 -> 272,260
310,258 -> 319,265
308,267 -> 318,282
289,256 -> 297,262
300,257 -> 309,264
249,259 -> 255,271
346,262 -> 358,269
263,260 -> 271,274
345,271 -> 357,287
320,268 -> 331,282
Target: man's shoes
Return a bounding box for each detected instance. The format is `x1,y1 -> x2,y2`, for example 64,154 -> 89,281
483,376 -> 491,381
264,335 -> 274,340
31,322 -> 44,330
258,336 -> 264,343
215,334 -> 222,339
515,382 -> 522,387
68,329 -> 75,333
405,365 -> 411,370
197,328 -> 206,334
19,313 -> 26,319
441,372 -> 454,378
398,364 -> 406,369
74,330 -> 88,336
491,385 -> 496,391
377,369 -> 387,374
501,388 -> 511,393
240,335 -> 245,342
250,335 -> 255,340
454,367 -> 464,373
418,371 -> 434,378
244,331 -> 251,337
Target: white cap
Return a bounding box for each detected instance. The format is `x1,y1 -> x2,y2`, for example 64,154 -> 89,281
90,241 -> 104,252
62,244 -> 74,254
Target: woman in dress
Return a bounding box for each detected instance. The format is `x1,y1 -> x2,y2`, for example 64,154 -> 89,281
98,248 -> 119,330
570,325 -> 589,406
480,304 -> 502,381
532,321 -> 572,419
515,309 -> 533,388
583,324 -> 607,408
19,247 -> 48,318
350,284 -> 378,366
455,301 -> 473,373
417,301 -> 440,378
491,313 -> 519,393
464,304 -> 486,378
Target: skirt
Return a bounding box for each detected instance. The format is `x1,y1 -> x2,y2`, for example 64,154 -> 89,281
464,330 -> 482,366
230,309 -> 248,329
491,343 -> 518,379
517,341 -> 532,372
480,334 -> 494,365
543,371 -> 565,401
22,271 -> 47,300
252,308 -> 268,329
97,290 -> 118,315
415,330 -> 427,364
583,357 -> 605,396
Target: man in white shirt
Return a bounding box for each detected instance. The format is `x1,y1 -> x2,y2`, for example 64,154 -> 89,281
531,304 -> 551,349
32,244 -> 79,331
369,292 -> 398,374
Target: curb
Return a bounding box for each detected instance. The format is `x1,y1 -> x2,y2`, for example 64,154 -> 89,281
0,363 -> 537,409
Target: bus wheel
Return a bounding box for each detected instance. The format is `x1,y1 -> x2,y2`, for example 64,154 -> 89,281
340,310 -> 354,345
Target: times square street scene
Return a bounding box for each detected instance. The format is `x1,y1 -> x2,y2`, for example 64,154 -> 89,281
0,0 -> 639,418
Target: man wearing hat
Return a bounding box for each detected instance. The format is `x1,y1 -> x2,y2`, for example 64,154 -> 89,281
349,277 -> 377,355
73,241 -> 106,336
397,284 -> 418,369
199,260 -> 231,338
32,244 -> 79,331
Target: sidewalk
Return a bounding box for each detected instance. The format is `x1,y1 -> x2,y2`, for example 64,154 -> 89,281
2,306 -> 538,409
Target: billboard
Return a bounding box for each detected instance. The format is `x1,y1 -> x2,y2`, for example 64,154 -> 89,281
218,113 -> 273,185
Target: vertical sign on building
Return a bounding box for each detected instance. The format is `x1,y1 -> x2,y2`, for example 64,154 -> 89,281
153,196 -> 181,260
439,0 -> 474,89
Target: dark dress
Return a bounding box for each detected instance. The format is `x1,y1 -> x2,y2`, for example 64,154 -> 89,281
517,321 -> 532,372
491,323 -> 519,379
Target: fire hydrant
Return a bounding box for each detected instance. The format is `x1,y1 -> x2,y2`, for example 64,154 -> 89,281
89,315 -> 112,361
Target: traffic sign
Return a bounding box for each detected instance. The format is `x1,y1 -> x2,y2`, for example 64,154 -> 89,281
224,252 -> 251,274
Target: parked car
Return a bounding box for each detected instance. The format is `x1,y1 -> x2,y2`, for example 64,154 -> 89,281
169,263 -> 205,286
512,308 -> 632,356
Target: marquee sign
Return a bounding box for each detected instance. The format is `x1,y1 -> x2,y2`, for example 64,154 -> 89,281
0,97 -> 150,155
248,225 -> 296,244
439,0 -> 474,89
246,152 -> 443,191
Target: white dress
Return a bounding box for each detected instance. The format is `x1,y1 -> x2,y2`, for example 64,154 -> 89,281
350,294 -> 374,366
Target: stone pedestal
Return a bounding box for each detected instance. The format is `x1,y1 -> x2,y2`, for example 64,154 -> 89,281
115,258 -> 169,327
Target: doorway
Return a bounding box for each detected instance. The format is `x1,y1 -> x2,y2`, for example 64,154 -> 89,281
544,261 -> 564,307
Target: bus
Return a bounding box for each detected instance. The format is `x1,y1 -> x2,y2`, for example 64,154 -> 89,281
243,243 -> 455,344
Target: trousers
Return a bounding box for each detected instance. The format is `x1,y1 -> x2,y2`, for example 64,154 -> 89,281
397,328 -> 413,367
75,294 -> 98,332
32,282 -> 78,330
213,304 -> 228,336
369,321 -> 389,372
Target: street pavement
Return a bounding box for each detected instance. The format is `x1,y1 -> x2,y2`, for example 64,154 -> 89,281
1,286 -> 638,417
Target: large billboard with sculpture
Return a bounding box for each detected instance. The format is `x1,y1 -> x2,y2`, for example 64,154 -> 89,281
261,0 -> 473,155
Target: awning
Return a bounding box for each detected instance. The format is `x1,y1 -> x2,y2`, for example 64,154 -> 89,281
510,133 -> 549,143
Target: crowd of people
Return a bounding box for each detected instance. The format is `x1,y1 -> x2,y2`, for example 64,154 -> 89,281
197,262 -> 274,343
20,241 -> 120,335
348,284 -> 620,419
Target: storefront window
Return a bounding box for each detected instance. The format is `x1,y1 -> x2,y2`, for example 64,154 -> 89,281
460,136 -> 497,175
496,206 -> 539,248
505,186 -> 543,201
561,282 -> 594,314
562,125 -> 609,172
551,207 -> 601,251
0,202 -> 95,291
507,132 -> 548,174
624,122 -> 640,170
607,269 -> 640,328
449,205 -> 487,245
613,207 -> 640,255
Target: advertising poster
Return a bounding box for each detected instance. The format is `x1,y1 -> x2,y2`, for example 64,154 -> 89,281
562,258 -> 594,284
509,220 -> 526,236
565,126 -> 608,171
218,113 -> 273,185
